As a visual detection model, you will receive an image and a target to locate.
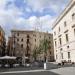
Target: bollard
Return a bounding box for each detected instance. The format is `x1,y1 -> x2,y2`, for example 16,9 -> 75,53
44,63 -> 47,70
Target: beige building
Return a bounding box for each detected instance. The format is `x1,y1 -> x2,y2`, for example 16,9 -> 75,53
0,26 -> 6,56
8,30 -> 54,64
52,0 -> 75,63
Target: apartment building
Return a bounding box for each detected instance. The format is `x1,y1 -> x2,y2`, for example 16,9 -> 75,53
0,26 -> 6,56
8,30 -> 54,64
52,0 -> 75,63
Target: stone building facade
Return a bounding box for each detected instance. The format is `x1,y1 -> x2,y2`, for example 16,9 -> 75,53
52,0 -> 75,63
0,26 -> 6,56
8,30 -> 54,64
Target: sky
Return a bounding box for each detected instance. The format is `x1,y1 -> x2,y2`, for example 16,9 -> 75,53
0,0 -> 70,40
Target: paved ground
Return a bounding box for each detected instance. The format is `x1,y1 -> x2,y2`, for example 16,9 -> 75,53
0,70 -> 59,75
0,66 -> 43,72
0,63 -> 75,75
50,67 -> 75,75
0,67 -> 75,75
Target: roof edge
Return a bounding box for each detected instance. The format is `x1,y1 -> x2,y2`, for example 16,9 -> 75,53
52,0 -> 75,29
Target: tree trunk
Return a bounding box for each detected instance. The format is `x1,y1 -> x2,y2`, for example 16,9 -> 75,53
44,53 -> 47,62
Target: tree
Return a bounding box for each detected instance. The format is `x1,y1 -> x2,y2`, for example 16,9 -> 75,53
32,47 -> 37,61
39,38 -> 50,62
32,45 -> 42,62
32,38 -> 51,62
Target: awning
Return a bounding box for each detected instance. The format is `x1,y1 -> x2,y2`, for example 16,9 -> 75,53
0,55 -> 16,60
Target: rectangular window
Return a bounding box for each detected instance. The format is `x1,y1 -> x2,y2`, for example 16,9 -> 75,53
55,41 -> 57,47
40,35 -> 41,38
68,52 -> 70,59
49,37 -> 50,39
59,38 -> 62,45
17,33 -> 19,36
72,13 -> 75,20
50,51 -> 51,54
21,44 -> 23,48
27,39 -> 29,43
21,38 -> 23,42
66,34 -> 69,42
64,21 -> 67,27
17,39 -> 19,42
61,53 -> 63,59
35,39 -> 36,42
59,27 -> 60,32
56,55 -> 58,59
74,29 -> 75,36
54,32 -> 56,35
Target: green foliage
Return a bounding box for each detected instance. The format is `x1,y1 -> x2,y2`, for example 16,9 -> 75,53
32,46 -> 41,61
32,38 -> 50,62
39,38 -> 50,62
40,39 -> 50,53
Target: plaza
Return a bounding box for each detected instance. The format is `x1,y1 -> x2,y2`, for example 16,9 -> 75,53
0,0 -> 75,75
0,66 -> 75,75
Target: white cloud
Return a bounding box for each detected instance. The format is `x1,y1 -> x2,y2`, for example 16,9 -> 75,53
0,0 -> 70,41
18,15 -> 55,32
26,0 -> 69,13
39,15 -> 55,32
26,0 -> 50,12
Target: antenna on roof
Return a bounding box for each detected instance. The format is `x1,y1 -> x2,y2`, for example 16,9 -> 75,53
34,16 -> 42,32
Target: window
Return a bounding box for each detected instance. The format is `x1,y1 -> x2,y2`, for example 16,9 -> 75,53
27,39 -> 29,43
59,38 -> 62,45
68,52 -> 70,59
65,34 -> 69,42
35,39 -> 36,42
67,46 -> 69,48
49,41 -> 51,44
33,34 -> 36,37
56,50 -> 57,52
55,41 -> 57,47
49,46 -> 51,49
14,41 -> 15,44
74,29 -> 75,36
50,51 -> 51,54
21,38 -> 23,42
56,55 -> 58,59
60,48 -> 62,51
27,35 -> 29,38
59,27 -> 60,32
72,13 -> 75,20
64,21 -> 67,27
21,44 -> 23,48
17,39 -> 19,42
40,35 -> 41,38
17,33 -> 19,36
61,53 -> 63,59
54,32 -> 56,35
49,37 -> 50,39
